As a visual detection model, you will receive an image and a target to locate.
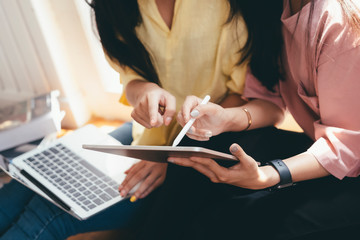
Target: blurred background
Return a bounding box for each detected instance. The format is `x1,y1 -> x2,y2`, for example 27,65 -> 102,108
0,0 -> 132,129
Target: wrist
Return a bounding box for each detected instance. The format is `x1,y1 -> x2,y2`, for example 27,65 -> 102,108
267,159 -> 294,190
242,108 -> 252,131
223,107 -> 252,132
256,165 -> 281,189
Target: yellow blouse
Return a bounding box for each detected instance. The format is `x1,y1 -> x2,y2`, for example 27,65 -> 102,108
110,0 -> 248,146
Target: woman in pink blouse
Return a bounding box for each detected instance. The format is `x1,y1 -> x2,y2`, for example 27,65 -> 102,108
136,0 -> 360,240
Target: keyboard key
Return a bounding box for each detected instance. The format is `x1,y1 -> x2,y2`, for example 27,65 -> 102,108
93,198 -> 104,205
104,188 -> 119,198
78,161 -> 105,178
81,206 -> 88,211
78,196 -> 86,202
68,188 -> 76,194
99,193 -> 111,202
73,192 -> 81,198
43,151 -> 51,156
88,204 -> 96,209
49,147 -> 59,154
88,194 -> 96,200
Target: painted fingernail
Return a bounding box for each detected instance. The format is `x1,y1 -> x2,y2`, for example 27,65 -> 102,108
166,117 -> 172,125
130,196 -> 137,202
230,145 -> 238,153
120,190 -> 126,197
190,109 -> 199,118
150,118 -> 156,126
205,131 -> 212,138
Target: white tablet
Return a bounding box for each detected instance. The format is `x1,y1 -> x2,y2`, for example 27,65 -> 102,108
82,145 -> 238,163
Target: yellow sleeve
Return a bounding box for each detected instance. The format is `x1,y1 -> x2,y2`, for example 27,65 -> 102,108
104,54 -> 146,106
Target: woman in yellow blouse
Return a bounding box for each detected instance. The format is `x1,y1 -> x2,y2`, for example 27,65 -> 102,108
94,0 -> 249,202
0,1 -> 250,239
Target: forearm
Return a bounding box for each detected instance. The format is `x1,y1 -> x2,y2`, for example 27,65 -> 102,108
257,152 -> 330,189
223,99 -> 285,132
219,93 -> 247,108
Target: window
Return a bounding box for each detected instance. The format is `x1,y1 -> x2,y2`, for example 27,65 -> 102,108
0,0 -> 132,128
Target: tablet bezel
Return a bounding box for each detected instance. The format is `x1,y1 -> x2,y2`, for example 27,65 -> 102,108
82,145 -> 238,163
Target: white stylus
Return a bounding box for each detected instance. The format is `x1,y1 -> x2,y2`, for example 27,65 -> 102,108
172,95 -> 211,147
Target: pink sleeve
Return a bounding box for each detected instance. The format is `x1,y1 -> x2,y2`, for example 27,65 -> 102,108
243,69 -> 286,110
307,47 -> 360,179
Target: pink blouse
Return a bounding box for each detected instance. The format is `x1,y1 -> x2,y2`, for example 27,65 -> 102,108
243,0 -> 360,179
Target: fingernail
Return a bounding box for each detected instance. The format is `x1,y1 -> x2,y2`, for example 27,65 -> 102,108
118,184 -> 123,189
205,131 -> 212,138
187,128 -> 193,134
120,190 -> 126,197
168,158 -> 174,163
150,118 -> 156,126
130,196 -> 137,202
166,117 -> 172,125
190,109 -> 199,118
230,145 -> 238,153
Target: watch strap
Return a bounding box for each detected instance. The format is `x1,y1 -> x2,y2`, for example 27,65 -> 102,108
268,159 -> 293,190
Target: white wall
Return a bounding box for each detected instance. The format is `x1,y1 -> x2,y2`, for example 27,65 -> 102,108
0,0 -> 132,129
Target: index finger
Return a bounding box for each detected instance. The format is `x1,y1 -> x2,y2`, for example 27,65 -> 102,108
190,157 -> 228,175
148,95 -> 162,127
162,95 -> 176,126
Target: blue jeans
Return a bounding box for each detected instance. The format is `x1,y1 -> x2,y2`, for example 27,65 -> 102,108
108,121 -> 133,145
0,123 -> 150,240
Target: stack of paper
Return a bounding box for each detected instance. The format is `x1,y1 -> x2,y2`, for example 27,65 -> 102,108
0,91 -> 64,152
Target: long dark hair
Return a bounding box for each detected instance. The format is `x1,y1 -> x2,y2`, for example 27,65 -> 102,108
227,0 -> 284,92
228,0 -> 360,92
87,0 -> 160,85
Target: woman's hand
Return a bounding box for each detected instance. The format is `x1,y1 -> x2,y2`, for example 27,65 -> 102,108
127,81 -> 176,128
119,161 -> 167,200
168,144 -> 280,190
177,95 -> 230,141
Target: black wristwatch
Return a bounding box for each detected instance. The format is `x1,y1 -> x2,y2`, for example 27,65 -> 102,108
267,159 -> 293,190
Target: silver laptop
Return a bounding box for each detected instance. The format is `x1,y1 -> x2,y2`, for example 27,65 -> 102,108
0,124 -> 139,220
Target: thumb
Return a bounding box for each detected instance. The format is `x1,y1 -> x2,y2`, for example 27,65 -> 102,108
229,144 -> 253,168
190,104 -> 216,119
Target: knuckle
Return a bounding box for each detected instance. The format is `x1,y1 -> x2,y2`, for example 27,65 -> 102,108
218,175 -> 227,182
133,171 -> 145,180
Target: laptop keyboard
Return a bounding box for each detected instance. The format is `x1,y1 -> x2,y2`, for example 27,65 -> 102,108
23,143 -> 120,212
